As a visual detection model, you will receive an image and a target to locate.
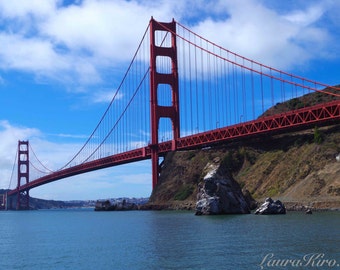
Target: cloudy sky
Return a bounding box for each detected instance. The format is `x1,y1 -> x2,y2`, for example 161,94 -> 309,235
0,0 -> 339,200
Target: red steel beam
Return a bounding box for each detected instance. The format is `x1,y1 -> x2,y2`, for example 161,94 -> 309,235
8,147 -> 151,195
176,100 -> 340,149
8,100 -> 340,197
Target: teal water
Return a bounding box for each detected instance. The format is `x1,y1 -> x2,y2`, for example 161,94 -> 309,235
0,210 -> 339,270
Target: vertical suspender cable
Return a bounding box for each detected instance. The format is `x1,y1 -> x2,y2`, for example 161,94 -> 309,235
214,46 -> 218,128
207,42 -> 212,130
223,50 -> 227,126
8,148 -> 18,190
189,30 -> 193,134
260,65 -> 264,115
280,71 -> 284,103
251,61 -> 255,120
270,68 -> 274,107
200,38 -> 205,131
242,58 -> 246,122
227,52 -> 231,126
182,26 -> 187,135
232,56 -> 237,123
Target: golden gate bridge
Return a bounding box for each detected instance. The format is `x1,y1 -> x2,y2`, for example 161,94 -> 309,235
3,18 -> 340,209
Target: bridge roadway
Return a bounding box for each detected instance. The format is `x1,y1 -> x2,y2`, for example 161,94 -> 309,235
8,100 -> 340,196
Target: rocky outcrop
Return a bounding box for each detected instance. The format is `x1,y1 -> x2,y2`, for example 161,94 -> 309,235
242,189 -> 258,210
305,208 -> 313,214
254,197 -> 286,215
145,123 -> 340,211
195,159 -> 250,215
95,199 -> 138,211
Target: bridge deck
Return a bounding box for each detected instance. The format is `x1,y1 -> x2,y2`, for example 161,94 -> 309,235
8,100 -> 340,196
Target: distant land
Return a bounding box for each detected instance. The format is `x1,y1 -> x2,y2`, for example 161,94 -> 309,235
0,190 -> 148,210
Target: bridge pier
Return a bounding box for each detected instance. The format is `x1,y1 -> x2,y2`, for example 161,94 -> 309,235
149,18 -> 180,188
2,193 -> 17,211
0,194 -> 5,210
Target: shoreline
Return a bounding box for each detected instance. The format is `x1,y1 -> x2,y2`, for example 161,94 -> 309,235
140,199 -> 340,212
283,201 -> 340,212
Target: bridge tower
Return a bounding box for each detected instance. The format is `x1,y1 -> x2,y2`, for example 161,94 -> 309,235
16,140 -> 30,210
149,18 -> 180,188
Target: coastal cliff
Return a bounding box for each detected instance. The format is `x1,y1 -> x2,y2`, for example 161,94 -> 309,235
146,125 -> 340,211
146,87 -> 340,211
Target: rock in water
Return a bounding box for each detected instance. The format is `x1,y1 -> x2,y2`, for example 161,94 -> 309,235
254,197 -> 286,215
195,160 -> 250,215
305,208 -> 313,214
94,199 -> 138,211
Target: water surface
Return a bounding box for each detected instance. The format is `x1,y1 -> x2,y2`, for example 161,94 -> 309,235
0,210 -> 339,269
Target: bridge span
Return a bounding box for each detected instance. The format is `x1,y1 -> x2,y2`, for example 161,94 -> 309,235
4,18 -> 340,209
7,100 -> 340,203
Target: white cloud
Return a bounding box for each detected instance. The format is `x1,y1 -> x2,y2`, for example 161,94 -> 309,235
48,133 -> 90,139
39,0 -> 176,68
189,0 -> 332,70
0,33 -> 102,85
284,5 -> 324,26
0,0 -> 57,19
0,0 -> 175,88
0,33 -> 66,73
0,0 -> 338,90
0,121 -> 87,190
92,90 -> 123,104
41,1 -> 141,61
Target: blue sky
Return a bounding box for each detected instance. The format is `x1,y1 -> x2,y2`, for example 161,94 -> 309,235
0,0 -> 339,200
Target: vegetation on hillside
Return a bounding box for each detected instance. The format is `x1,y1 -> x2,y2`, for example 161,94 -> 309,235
149,86 -> 340,209
260,85 -> 340,117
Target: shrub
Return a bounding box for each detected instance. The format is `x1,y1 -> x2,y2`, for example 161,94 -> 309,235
314,126 -> 324,144
221,150 -> 243,173
174,185 -> 194,201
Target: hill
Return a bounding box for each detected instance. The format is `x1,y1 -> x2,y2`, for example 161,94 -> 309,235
147,87 -> 340,210
0,191 -> 96,210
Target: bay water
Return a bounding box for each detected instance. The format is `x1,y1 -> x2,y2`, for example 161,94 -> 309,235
0,209 -> 339,270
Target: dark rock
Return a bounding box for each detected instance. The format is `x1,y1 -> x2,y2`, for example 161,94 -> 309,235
195,161 -> 250,215
305,208 -> 313,214
242,189 -> 258,210
254,197 -> 286,215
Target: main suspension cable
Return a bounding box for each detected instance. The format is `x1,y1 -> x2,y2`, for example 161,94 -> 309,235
29,143 -> 54,173
60,23 -> 151,170
157,20 -> 340,97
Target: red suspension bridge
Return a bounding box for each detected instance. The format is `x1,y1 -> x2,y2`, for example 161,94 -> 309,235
3,18 -> 340,209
